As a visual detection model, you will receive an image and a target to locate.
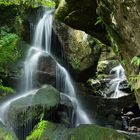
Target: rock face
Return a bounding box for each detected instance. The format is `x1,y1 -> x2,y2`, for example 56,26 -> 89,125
7,85 -> 60,139
53,20 -> 101,81
55,0 -> 108,43
98,0 -> 140,108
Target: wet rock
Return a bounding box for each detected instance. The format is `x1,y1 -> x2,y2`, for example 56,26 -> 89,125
97,60 -> 119,74
7,85 -> 60,139
119,80 -> 131,93
77,87 -> 136,128
129,117 -> 140,128
128,126 -> 140,133
58,93 -> 75,127
37,55 -> 56,87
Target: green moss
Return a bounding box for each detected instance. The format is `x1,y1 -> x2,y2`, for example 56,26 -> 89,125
0,0 -> 55,8
70,125 -> 133,140
26,120 -> 55,140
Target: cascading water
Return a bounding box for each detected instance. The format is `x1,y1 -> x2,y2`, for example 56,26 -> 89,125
109,65 -> 128,98
56,63 -> 91,125
0,9 -> 91,127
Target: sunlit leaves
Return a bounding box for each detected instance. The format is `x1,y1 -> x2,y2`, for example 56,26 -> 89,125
0,0 -> 56,8
131,56 -> 140,66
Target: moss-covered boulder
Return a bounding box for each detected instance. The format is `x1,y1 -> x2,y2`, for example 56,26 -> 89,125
69,124 -> 133,140
26,120 -> 133,140
0,122 -> 17,140
53,20 -> 101,81
7,85 -> 60,139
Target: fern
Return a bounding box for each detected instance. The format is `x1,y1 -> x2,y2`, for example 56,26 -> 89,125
95,16 -> 103,25
131,56 -> 140,66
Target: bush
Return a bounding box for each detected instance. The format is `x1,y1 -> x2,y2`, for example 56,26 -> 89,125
0,85 -> 16,94
0,25 -> 20,77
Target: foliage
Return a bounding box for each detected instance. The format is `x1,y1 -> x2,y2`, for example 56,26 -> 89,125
131,56 -> 140,66
26,114 -> 46,140
26,114 -> 56,140
0,85 -> 16,94
128,74 -> 138,91
0,79 -> 16,94
0,0 -> 56,8
0,25 -> 20,76
128,56 -> 140,90
95,16 -> 103,25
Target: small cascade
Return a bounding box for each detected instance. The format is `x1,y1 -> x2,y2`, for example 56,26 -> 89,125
0,9 -> 91,128
109,65 -> 128,98
56,63 -> 91,125
23,49 -> 42,91
33,10 -> 53,53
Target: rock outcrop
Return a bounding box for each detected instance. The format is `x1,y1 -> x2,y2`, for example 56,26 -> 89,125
55,0 -> 108,44
53,20 -> 101,81
98,0 -> 140,108
55,0 -> 140,108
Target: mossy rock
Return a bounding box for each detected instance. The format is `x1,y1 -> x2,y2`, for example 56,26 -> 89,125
26,121 -> 133,140
53,20 -> 101,81
26,120 -> 68,140
7,85 -> 60,131
69,124 -> 133,140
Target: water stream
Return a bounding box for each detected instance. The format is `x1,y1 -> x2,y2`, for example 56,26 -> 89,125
0,10 -> 91,126
109,65 -> 128,98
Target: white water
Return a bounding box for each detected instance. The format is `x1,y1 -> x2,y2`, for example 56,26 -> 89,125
56,63 -> 91,125
109,65 -> 128,98
0,10 -> 91,126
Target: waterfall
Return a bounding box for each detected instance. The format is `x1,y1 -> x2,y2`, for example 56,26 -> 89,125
56,63 -> 91,125
0,10 -> 91,126
109,65 -> 128,98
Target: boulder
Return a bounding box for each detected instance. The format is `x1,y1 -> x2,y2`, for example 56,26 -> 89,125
129,117 -> 140,128
37,55 -> 56,87
69,124 -> 133,140
58,93 -> 75,127
26,121 -> 133,140
7,85 -> 60,139
53,20 -> 101,81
